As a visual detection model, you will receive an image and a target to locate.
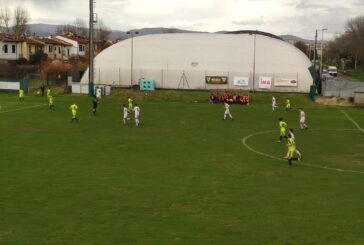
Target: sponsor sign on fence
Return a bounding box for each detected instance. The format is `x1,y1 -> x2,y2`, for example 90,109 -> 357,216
274,78 -> 298,87
233,77 -> 249,86
206,76 -> 228,84
259,77 -> 272,89
0,82 -> 20,91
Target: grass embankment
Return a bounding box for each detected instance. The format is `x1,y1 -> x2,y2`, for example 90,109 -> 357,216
346,69 -> 364,81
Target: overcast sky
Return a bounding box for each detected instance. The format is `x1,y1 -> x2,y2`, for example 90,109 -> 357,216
1,0 -> 363,39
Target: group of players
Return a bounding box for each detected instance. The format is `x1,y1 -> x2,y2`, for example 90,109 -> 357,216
276,96 -> 308,166
18,89 -> 141,126
72,96 -> 141,126
222,95 -> 309,166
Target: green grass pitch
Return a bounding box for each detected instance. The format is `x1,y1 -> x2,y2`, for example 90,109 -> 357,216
0,91 -> 363,244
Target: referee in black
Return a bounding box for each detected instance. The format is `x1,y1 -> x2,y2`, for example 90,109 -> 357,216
92,95 -> 99,116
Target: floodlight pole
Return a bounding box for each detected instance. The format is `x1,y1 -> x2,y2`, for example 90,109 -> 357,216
88,0 -> 95,96
313,29 -> 318,70
320,28 -> 327,78
131,32 -> 134,86
127,31 -> 139,87
252,30 -> 257,92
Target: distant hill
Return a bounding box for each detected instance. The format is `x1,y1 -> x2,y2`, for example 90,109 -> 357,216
280,35 -> 315,45
26,24 -> 203,39
11,24 -> 314,45
28,24 -> 59,36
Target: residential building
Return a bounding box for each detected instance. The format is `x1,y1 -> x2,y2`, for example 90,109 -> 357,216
21,38 -> 45,61
0,33 -> 22,61
56,33 -> 88,57
37,36 -> 73,60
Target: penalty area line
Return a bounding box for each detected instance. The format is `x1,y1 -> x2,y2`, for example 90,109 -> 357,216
242,129 -> 364,175
341,110 -> 364,133
0,104 -> 46,114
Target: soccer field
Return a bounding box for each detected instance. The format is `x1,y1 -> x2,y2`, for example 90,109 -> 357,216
0,91 -> 363,244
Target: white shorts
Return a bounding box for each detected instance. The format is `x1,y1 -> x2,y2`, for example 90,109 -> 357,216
300,117 -> 305,124
224,109 -> 231,115
135,114 -> 140,119
123,114 -> 128,119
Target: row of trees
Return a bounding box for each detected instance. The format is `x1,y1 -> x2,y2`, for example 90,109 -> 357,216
1,6 -> 111,49
0,6 -> 29,37
56,18 -> 111,51
325,16 -> 364,70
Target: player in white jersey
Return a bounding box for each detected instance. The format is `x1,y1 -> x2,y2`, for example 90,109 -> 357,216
288,128 -> 302,160
272,96 -> 278,111
133,104 -> 141,126
299,108 -> 308,129
123,105 -> 128,124
223,102 -> 233,120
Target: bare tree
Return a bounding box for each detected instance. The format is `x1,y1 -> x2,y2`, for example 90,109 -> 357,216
345,16 -> 364,69
294,41 -> 309,57
55,18 -> 88,37
13,6 -> 29,37
55,24 -> 75,35
74,18 -> 88,36
95,19 -> 111,51
325,33 -> 352,68
0,7 -> 11,33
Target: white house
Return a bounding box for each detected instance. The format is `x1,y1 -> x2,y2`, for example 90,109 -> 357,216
37,36 -> 73,60
56,33 -> 88,57
0,33 -> 23,61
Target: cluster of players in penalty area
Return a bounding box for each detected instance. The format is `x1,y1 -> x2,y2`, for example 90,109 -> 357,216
224,96 -> 308,166
17,89 -> 141,126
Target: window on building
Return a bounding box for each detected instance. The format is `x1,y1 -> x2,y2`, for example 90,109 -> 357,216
79,44 -> 85,52
49,45 -> 53,53
4,44 -> 8,53
12,45 -> 16,53
59,47 -> 61,54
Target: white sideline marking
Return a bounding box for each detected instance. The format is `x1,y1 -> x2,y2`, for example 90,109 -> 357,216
341,110 -> 364,133
0,104 -> 45,114
242,129 -> 364,175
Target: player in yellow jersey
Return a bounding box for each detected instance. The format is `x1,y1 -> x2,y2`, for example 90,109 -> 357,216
47,88 -> 51,98
127,97 -> 133,112
284,134 -> 299,166
70,103 -> 79,123
48,95 -> 54,110
278,118 -> 288,143
285,97 -> 292,112
19,89 -> 24,102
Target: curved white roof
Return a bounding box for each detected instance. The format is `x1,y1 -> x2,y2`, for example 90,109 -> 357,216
81,33 -> 313,92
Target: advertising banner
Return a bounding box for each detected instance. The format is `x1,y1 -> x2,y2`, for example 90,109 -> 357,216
206,76 -> 228,84
259,76 -> 272,89
274,78 -> 298,87
233,77 -> 249,86
0,82 -> 20,91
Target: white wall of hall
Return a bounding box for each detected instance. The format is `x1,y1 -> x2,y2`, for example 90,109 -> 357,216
81,33 -> 313,93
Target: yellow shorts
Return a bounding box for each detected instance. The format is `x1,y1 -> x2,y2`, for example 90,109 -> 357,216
287,148 -> 295,158
280,129 -> 286,136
